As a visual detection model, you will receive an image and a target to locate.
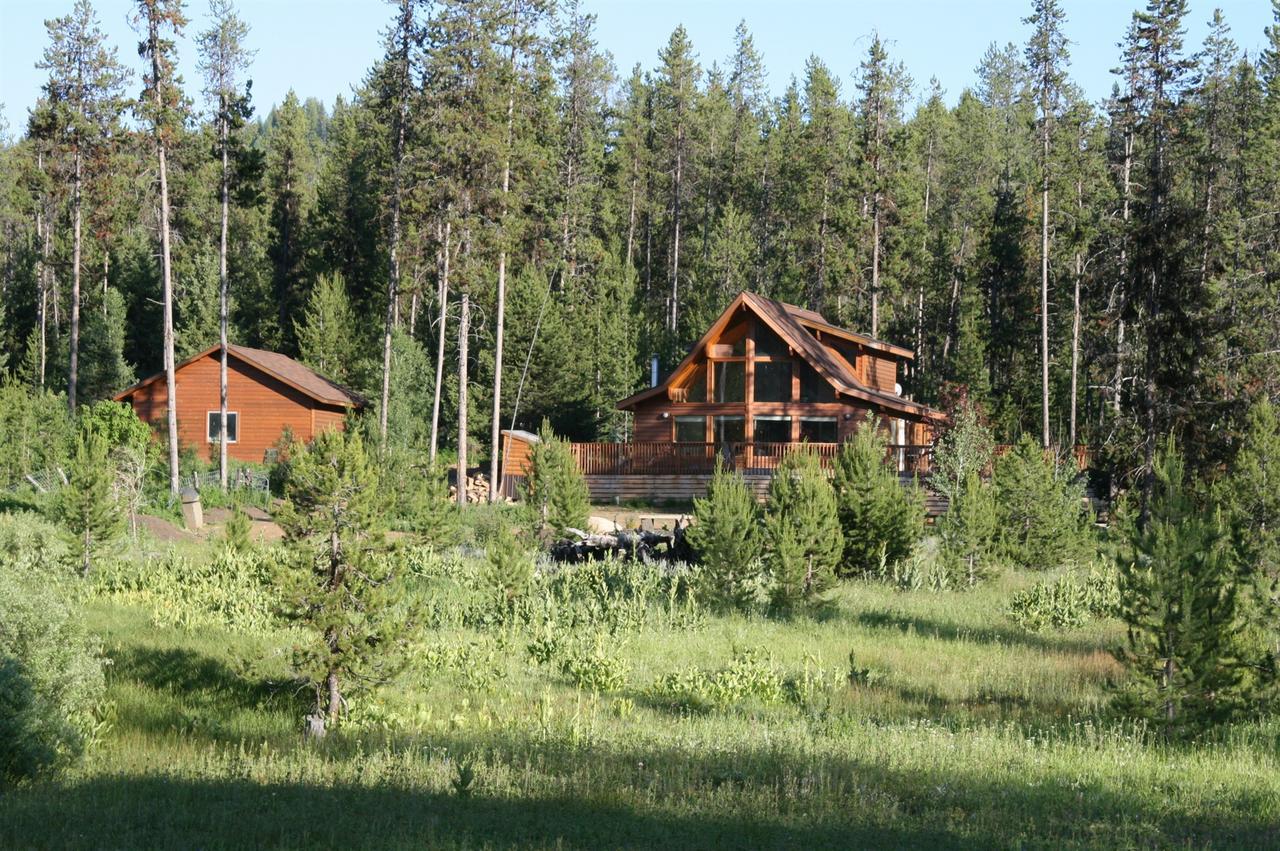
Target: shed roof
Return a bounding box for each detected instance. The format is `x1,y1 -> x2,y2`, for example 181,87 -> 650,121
113,344 -> 365,409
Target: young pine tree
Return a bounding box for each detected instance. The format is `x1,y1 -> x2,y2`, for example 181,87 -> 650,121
57,429 -> 123,575
276,429 -> 412,732
294,272 -> 357,386
482,524 -> 534,621
939,469 -> 998,586
993,435 -> 1090,570
686,464 -> 763,610
764,450 -> 842,613
832,416 -> 924,576
1115,438 -> 1250,738
522,419 -> 590,542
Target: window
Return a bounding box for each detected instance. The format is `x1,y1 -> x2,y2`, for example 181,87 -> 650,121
207,411 -> 239,444
799,361 -> 836,402
755,326 -> 790,357
713,361 -> 745,403
753,360 -> 793,402
714,415 -> 745,444
799,416 -> 837,443
674,415 -> 706,443
753,416 -> 791,443
683,366 -> 707,403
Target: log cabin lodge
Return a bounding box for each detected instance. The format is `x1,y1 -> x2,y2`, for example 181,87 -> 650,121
503,291 -> 950,502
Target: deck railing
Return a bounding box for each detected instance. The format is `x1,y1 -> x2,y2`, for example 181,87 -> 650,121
569,441 -> 934,477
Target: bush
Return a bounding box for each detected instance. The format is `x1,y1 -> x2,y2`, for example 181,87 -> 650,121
0,381 -> 73,491
522,419 -> 590,542
930,400 -> 995,504
481,525 -> 535,622
647,649 -> 785,713
832,416 -> 924,576
685,464 -> 763,610
0,559 -> 106,786
993,436 -> 1091,570
93,547 -> 284,634
1008,564 -> 1119,631
0,511 -> 71,575
764,450 -> 841,612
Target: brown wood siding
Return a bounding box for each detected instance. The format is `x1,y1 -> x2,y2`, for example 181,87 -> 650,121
122,353 -> 348,464
870,356 -> 897,392
502,433 -> 536,476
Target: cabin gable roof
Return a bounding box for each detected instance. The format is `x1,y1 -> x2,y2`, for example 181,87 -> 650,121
113,345 -> 366,409
617,292 -> 946,423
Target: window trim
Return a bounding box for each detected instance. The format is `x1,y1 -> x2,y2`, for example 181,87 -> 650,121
207,410 -> 239,444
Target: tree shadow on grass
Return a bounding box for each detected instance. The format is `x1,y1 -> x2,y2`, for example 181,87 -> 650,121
108,644 -> 309,737
843,607 -> 1109,657
3,726 -> 1275,850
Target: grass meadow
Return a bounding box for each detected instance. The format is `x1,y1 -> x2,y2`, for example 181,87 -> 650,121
2,530 -> 1278,850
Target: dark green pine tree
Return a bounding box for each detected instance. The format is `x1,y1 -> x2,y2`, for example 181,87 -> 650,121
57,429 -> 124,575
294,271 -> 357,385
276,428 -> 413,732
940,469 -> 998,586
764,450 -> 842,613
1115,438 -> 1249,738
264,90 -> 316,353
686,463 -> 762,611
831,416 -> 924,576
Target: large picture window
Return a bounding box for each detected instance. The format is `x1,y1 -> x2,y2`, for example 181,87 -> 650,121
713,361 -> 745,403
799,361 -> 836,403
753,415 -> 791,443
799,416 -> 837,443
674,415 -> 706,443
753,360 -> 793,403
207,411 -> 239,444
713,415 -> 745,444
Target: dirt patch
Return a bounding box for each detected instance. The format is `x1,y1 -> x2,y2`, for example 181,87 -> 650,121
131,508 -> 285,545
133,513 -> 194,543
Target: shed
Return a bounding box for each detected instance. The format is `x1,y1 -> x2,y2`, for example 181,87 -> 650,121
114,344 -> 365,464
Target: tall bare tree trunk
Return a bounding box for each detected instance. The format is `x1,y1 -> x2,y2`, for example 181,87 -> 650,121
1039,129 -> 1051,449
159,139 -> 179,495
218,107 -> 230,490
373,0 -> 409,447
489,49 -> 516,503
429,219 -> 451,464
870,196 -> 881,337
456,289 -> 470,508
35,151 -> 47,388
68,148 -> 82,412
1070,250 -> 1081,449
1113,129 -> 1133,416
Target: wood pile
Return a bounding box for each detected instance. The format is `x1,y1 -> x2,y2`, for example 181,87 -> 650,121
449,472 -> 511,504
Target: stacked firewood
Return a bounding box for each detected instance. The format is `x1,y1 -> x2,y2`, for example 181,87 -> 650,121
449,472 -> 512,504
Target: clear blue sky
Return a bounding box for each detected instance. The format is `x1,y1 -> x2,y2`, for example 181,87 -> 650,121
1,0 -> 1274,136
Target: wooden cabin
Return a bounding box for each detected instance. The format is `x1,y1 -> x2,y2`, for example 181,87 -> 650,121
502,292 -> 948,503
114,344 -> 365,464
618,291 -> 946,451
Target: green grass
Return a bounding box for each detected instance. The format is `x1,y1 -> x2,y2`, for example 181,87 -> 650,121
2,544 -> 1278,850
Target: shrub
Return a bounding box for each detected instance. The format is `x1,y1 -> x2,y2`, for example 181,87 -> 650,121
221,508 -> 254,553
930,400 -> 995,504
993,436 -> 1091,570
481,525 -> 535,622
764,450 -> 841,612
0,561 -> 106,786
93,547 -> 284,634
522,419 -> 590,542
1008,564 -> 1119,631
0,381 -> 73,491
558,636 -> 630,693
832,416 -> 924,576
685,464 -> 762,610
0,511 -> 71,575
648,649 -> 784,713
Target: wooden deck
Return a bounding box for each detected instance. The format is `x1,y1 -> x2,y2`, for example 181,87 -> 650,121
501,434 -> 1092,514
